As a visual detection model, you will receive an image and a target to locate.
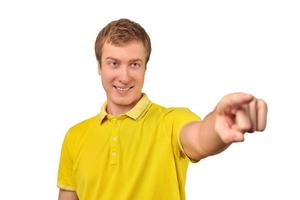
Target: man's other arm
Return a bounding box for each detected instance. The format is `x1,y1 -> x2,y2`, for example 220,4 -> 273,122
58,189 -> 78,200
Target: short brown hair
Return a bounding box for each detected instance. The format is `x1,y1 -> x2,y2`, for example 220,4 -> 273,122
95,18 -> 151,66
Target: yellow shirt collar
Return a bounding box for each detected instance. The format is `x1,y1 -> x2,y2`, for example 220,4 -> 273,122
99,93 -> 150,123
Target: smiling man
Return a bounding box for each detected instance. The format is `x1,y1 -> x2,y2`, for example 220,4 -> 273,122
57,19 -> 268,200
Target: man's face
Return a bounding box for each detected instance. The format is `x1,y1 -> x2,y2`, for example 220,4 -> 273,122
98,41 -> 146,113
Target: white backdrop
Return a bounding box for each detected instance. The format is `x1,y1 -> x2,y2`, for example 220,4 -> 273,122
0,0 -> 299,199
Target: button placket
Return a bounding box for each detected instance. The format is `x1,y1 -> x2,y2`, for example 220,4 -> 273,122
110,119 -> 120,165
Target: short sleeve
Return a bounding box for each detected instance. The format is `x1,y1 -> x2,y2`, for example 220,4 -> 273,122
165,107 -> 201,163
57,129 -> 76,191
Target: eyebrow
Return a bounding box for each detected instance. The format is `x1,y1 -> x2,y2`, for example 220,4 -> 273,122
105,57 -> 143,63
105,57 -> 118,61
128,58 -> 143,63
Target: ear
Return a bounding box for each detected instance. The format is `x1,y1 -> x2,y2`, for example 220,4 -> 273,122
97,63 -> 102,76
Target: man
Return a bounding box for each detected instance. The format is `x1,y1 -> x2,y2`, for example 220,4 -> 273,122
57,18 -> 267,200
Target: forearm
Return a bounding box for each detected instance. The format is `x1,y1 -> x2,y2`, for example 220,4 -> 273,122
197,110 -> 229,157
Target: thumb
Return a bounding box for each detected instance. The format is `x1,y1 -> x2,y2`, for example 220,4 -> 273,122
215,115 -> 245,144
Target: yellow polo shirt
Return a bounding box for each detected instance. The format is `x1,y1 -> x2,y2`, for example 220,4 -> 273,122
57,94 -> 201,200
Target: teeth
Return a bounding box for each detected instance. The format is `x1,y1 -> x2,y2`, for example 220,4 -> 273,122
116,87 -> 130,91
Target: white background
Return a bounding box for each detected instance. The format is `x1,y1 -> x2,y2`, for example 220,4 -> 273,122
0,0 -> 299,199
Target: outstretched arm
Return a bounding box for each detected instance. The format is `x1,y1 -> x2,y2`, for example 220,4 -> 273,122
180,93 -> 268,162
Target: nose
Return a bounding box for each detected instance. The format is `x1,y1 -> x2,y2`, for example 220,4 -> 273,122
118,66 -> 131,84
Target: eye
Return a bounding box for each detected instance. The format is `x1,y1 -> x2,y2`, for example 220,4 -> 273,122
130,62 -> 141,68
107,60 -> 118,68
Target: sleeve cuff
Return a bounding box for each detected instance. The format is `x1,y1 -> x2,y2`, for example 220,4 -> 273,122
57,182 -> 76,191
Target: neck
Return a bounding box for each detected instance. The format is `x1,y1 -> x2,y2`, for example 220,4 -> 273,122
106,94 -> 143,116
106,104 -> 133,116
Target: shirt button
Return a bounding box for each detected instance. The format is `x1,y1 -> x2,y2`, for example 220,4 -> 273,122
112,152 -> 117,156
112,136 -> 118,141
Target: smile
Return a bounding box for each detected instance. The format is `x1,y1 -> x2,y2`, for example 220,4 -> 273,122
114,86 -> 134,92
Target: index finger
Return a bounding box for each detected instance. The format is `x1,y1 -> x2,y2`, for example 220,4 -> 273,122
217,92 -> 254,114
